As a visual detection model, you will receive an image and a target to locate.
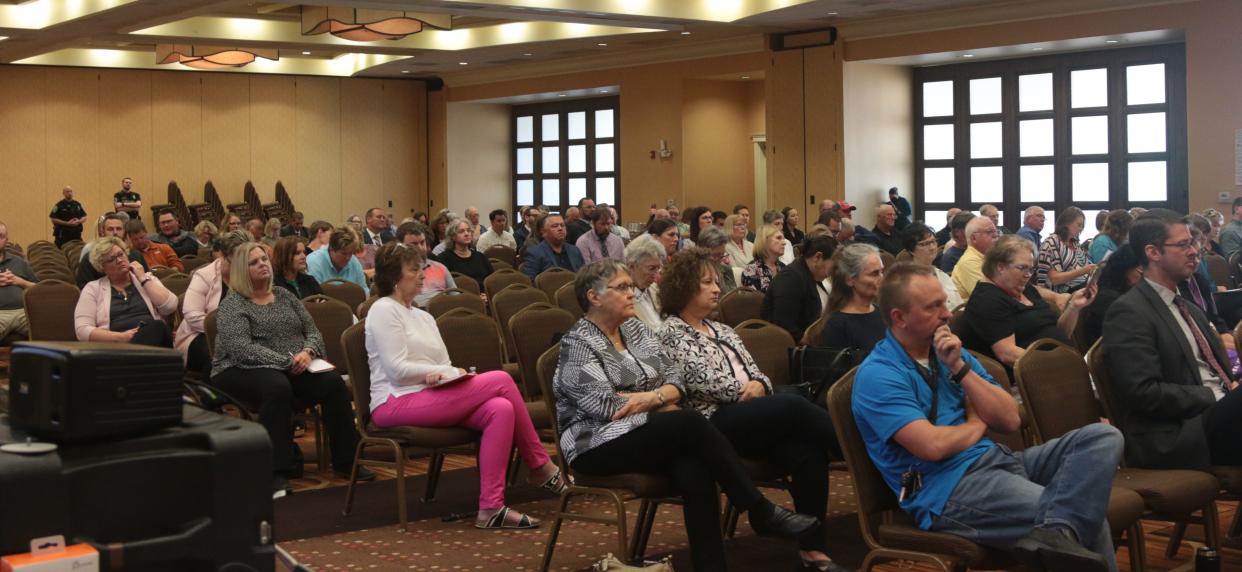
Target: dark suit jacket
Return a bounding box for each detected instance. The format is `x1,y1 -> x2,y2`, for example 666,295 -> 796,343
1102,279 -> 1230,470
280,224 -> 310,239
521,241 -> 584,281
362,228 -> 395,246
760,258 -> 823,342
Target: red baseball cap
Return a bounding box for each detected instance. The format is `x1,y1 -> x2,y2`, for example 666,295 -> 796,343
837,200 -> 857,212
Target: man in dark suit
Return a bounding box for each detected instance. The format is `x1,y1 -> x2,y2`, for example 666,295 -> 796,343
280,211 -> 309,239
521,213 -> 584,280
761,234 -> 837,342
361,207 -> 395,246
1103,210 -> 1241,470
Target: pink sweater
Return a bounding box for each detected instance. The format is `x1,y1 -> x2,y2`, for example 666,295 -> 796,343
74,272 -> 178,341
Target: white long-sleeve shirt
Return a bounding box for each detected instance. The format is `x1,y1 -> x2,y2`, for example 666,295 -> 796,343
365,296 -> 460,411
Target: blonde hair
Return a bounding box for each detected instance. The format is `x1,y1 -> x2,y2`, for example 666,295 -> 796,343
752,225 -> 781,260
264,218 -> 281,238
194,220 -> 218,239
227,242 -> 271,299
89,236 -> 128,272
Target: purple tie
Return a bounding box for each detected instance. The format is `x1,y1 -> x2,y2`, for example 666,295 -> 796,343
1185,278 -> 1207,311
1173,296 -> 1231,394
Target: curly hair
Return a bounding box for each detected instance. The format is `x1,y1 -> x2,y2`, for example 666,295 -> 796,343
658,248 -> 719,318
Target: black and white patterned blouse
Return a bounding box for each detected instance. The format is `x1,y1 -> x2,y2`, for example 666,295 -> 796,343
553,317 -> 686,464
741,255 -> 785,293
211,287 -> 326,376
657,316 -> 772,418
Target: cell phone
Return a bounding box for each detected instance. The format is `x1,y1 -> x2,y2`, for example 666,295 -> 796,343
1086,261 -> 1105,290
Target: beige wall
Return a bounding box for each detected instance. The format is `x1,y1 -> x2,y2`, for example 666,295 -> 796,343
0,65 -> 428,244
843,62 -> 913,230
682,80 -> 761,215
843,0 -> 1242,214
445,102 -> 511,220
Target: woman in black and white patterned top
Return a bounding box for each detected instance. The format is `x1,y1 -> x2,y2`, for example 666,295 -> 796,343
658,248 -> 848,572
554,260 -> 817,572
211,242 -> 367,496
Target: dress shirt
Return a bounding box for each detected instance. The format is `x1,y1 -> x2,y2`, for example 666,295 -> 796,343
1145,278 -> 1226,400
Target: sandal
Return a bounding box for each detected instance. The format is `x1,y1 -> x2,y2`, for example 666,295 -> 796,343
475,506 -> 540,530
538,467 -> 571,495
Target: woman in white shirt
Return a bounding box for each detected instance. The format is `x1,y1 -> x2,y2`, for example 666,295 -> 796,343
364,243 -> 566,529
723,214 -> 753,270
903,223 -> 965,310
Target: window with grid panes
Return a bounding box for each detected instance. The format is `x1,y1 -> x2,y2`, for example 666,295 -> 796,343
913,45 -> 1186,241
512,97 -> 620,223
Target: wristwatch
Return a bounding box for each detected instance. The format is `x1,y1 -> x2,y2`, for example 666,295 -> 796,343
655,389 -> 666,405
951,362 -> 972,383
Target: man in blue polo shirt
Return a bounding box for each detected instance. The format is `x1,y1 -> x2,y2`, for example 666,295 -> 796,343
852,263 -> 1121,572
306,226 -> 369,296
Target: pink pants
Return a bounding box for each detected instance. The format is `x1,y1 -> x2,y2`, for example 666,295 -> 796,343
371,371 -> 551,510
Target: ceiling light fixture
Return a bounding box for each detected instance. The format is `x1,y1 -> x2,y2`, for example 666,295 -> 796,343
741,75 -> 750,79
597,42 -> 607,46
558,94 -> 567,97
401,70 -> 410,73
301,6 -> 450,42
827,11 -> 838,15
301,51 -> 311,55
1032,47 -> 1044,51
680,31 -> 691,35
458,61 -> 468,65
523,52 -> 532,56
1105,39 -> 1119,44
962,53 -> 974,58
156,44 -> 277,69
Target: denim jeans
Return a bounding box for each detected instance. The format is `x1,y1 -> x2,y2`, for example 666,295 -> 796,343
930,423 -> 1123,572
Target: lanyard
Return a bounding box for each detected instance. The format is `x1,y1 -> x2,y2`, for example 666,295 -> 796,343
905,349 -> 942,426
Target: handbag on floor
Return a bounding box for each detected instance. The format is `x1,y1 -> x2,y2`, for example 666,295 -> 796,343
591,553 -> 674,571
784,345 -> 859,406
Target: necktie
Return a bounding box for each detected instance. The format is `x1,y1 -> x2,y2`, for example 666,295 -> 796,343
597,233 -> 610,259
1185,278 -> 1207,311
1173,296 -> 1231,394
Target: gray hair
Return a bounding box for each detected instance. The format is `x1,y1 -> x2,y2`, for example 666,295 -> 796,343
442,217 -> 472,249
625,234 -> 665,266
761,209 -> 784,225
833,243 -> 881,282
575,259 -> 627,312
696,225 -> 728,249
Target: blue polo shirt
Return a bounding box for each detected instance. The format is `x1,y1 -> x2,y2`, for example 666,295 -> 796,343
306,247 -> 369,296
852,330 -> 998,529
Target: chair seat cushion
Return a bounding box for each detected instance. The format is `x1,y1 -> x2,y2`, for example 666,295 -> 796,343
1107,487 -> 1146,532
876,523 -> 1014,568
525,400 -> 552,429
1211,465 -> 1242,493
365,422 -> 478,448
574,472 -> 674,498
1113,467 -> 1220,516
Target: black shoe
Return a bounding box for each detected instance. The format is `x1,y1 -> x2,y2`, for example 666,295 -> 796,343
750,505 -> 819,539
799,558 -> 852,572
272,475 -> 291,499
334,466 -> 376,482
1013,527 -> 1109,572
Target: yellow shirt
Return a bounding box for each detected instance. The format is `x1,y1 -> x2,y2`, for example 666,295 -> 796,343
951,246 -> 985,300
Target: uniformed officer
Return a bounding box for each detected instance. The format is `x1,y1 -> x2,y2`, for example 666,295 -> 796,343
49,186 -> 87,247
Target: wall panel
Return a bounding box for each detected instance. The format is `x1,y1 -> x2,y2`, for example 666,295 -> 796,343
152,72 -> 203,208
341,79 -> 385,220
249,75 -> 296,211
45,68 -> 100,228
98,70 -> 153,223
766,49 -> 805,220
0,67 -> 48,243
804,44 -> 845,212
384,80 -> 426,220
295,77 -> 342,224
202,74 -> 250,207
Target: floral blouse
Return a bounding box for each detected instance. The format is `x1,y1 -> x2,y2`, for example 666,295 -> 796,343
741,256 -> 785,293
657,316 -> 772,418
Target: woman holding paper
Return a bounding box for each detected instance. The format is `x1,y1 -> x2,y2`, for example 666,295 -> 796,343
365,242 -> 565,530
211,242 -> 367,496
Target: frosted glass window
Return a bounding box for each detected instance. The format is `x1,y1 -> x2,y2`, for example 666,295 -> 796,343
923,211 -> 948,235
970,166 -> 1004,203
1071,68 -> 1108,108
1128,161 -> 1167,201
1070,210 -> 1100,242
516,180 -> 534,205
1127,63 -> 1165,105
596,143 -> 615,172
1127,112 -> 1166,153
923,81 -> 953,117
970,77 -> 1002,115
970,122 -> 1002,159
1020,165 -> 1055,203
516,116 -> 533,143
568,145 -> 586,172
541,147 -> 559,173
595,109 -> 614,138
923,124 -> 954,160
1020,119 -> 1054,157
516,148 -> 533,174
597,178 -> 616,205
567,112 -> 586,139
1072,163 -> 1109,201
1072,115 -> 1109,155
541,114 -> 559,141
1018,73 -> 1053,112
541,179 -> 560,205
923,168 -> 955,203
568,178 -> 587,205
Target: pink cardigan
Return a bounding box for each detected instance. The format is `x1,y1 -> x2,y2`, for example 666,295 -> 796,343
74,271 -> 178,341
173,259 -> 224,359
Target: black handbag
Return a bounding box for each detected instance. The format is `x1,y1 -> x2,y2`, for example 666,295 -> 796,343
783,345 -> 859,406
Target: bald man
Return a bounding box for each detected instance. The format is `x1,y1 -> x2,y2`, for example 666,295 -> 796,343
867,204 -> 904,256
980,204 -> 1012,235
50,186 -> 87,247
936,207 -> 962,246
1017,206 -> 1046,250
952,216 -> 1000,300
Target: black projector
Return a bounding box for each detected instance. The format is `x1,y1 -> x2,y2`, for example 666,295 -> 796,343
8,341 -> 184,442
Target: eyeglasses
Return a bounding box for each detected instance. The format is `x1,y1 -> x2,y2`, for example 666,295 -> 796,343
607,282 -> 636,293
1009,263 -> 1035,276
973,229 -> 1000,237
1161,241 -> 1197,251
916,238 -> 938,248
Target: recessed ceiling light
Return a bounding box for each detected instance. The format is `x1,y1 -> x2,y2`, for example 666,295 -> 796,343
301,51 -> 311,55
827,11 -> 838,15
741,75 -> 751,79
458,61 -> 468,65
1105,39 -> 1119,44
558,93 -> 567,97
680,31 -> 691,36
401,70 -> 410,74
599,89 -> 609,93
962,54 -> 974,58
523,52 -> 532,56
597,42 -> 607,46
1032,47 -> 1044,51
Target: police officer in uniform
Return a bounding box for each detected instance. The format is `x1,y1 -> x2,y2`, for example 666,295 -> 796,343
113,177 -> 142,221
49,186 -> 87,247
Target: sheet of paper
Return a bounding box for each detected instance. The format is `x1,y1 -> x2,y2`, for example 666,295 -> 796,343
308,358 -> 335,373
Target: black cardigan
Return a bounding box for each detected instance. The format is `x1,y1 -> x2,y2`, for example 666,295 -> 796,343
760,257 -> 824,342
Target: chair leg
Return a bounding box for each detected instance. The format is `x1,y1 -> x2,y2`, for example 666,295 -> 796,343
725,502 -> 741,538
315,407 -> 327,472
540,491 -> 572,572
631,500 -> 660,562
340,440 -> 366,516
423,450 -> 445,502
395,444 -> 409,532
507,447 -> 521,486
1127,523 -> 1146,572
607,490 -> 630,561
1165,521 -> 1187,559
1229,502 -> 1242,539
1203,500 -> 1222,551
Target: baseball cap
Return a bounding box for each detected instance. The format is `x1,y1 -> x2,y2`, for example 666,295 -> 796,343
837,201 -> 857,212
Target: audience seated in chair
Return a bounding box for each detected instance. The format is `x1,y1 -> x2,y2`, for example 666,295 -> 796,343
1079,245 -> 1143,350
0,221 -> 36,340
819,243 -> 886,355
624,236 -> 665,330
1103,210 -> 1242,471
655,251 -> 848,571
960,236 -> 1093,368
280,211 -> 309,240
476,208 -> 517,252
554,259 -> 819,571
126,218 -> 184,273
724,214 -> 753,271
77,213 -> 148,288
364,242 -> 564,529
761,234 -> 838,342
271,236 -> 322,299
151,208 -> 199,259
395,222 -> 459,305
175,231 -> 249,378
73,236 -> 176,347
951,215 -> 998,300
306,226 -> 369,296
1037,207 -> 1096,294
741,225 -> 787,294
853,263 -> 1121,572
903,224 -> 964,310
211,241 -> 368,496
436,217 -> 495,287
695,226 -> 738,295
574,207 -> 624,265
522,214 -> 584,280
937,211 -> 975,275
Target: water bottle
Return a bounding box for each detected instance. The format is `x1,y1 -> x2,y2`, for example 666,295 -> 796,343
1195,546 -> 1220,572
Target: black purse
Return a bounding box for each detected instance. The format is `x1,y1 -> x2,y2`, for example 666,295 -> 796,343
783,346 -> 860,406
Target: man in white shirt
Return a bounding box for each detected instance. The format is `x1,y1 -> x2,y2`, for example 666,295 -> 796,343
476,209 -> 516,252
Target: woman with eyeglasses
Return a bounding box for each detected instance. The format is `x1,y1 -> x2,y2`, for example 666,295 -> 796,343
962,235 -> 1094,367
1037,206 -> 1096,293
902,223 -> 963,310
724,214 -> 753,270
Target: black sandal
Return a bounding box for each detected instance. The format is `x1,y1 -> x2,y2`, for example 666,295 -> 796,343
475,506 -> 540,530
538,468 -> 571,495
